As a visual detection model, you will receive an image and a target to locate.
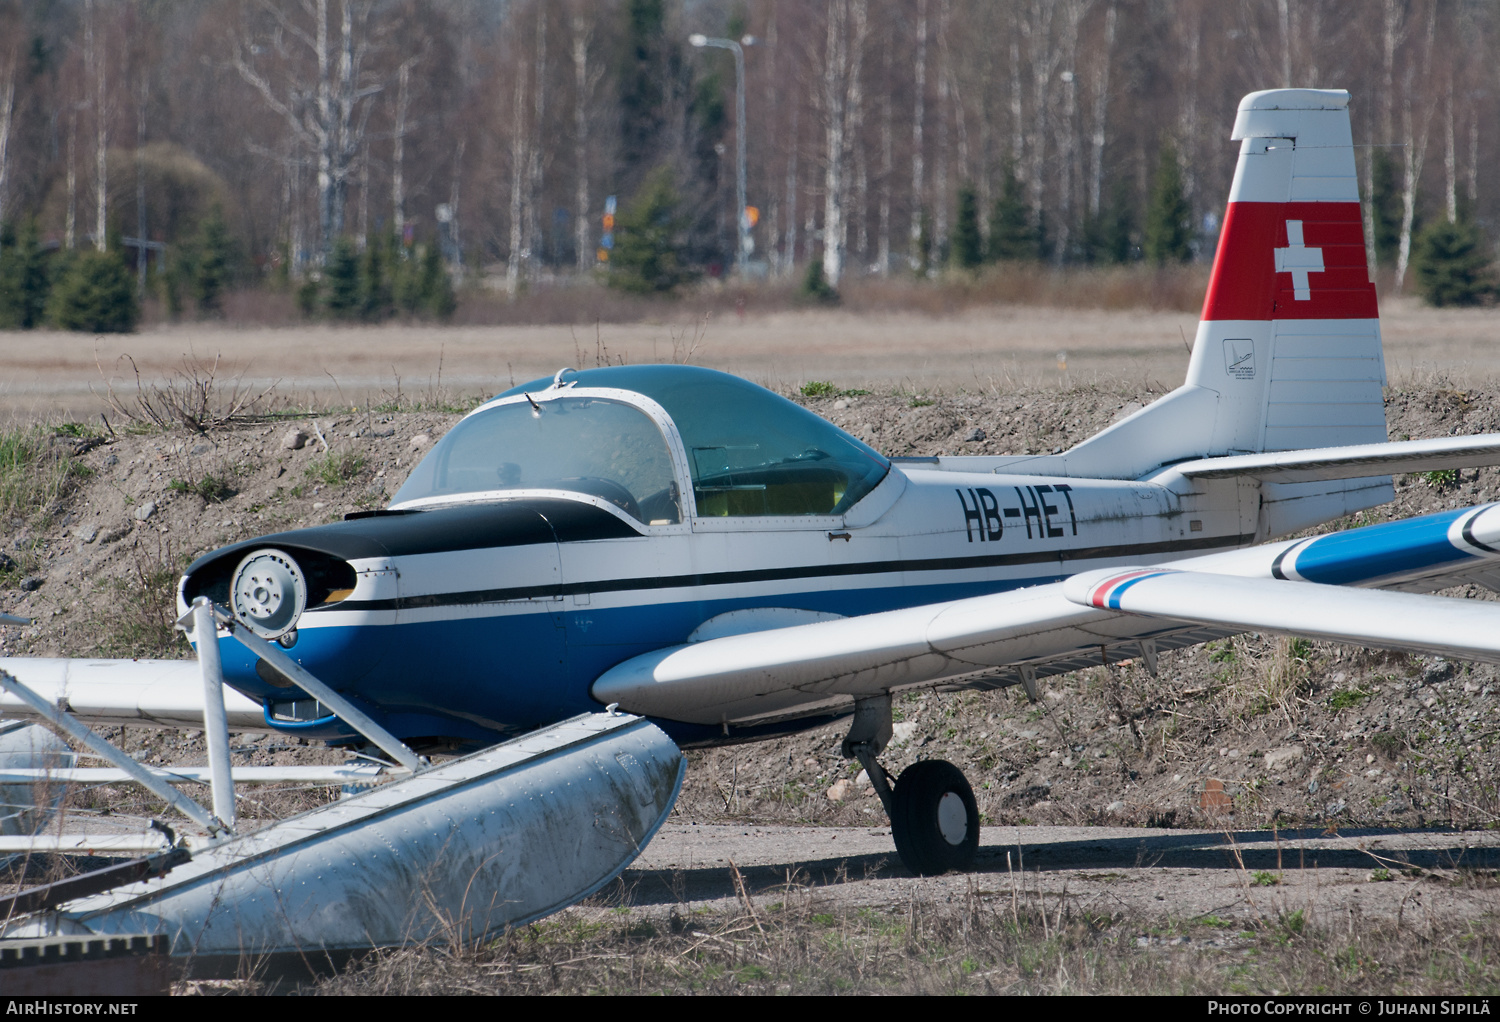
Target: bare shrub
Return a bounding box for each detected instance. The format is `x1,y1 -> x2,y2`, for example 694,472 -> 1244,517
96,352 -> 280,433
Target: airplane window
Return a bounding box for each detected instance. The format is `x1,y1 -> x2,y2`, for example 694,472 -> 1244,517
390,397 -> 680,523
499,366 -> 890,517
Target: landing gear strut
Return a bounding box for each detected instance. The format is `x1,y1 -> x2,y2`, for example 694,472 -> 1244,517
842,695 -> 980,876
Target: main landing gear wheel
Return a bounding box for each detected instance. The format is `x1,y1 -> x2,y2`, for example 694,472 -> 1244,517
890,760 -> 980,876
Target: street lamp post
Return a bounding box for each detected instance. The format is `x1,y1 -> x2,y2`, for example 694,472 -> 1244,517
689,33 -> 755,276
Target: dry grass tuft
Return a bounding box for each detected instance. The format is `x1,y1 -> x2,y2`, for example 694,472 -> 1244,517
305,886 -> 1500,996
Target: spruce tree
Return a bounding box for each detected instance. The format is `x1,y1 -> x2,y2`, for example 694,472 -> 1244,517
1371,150 -> 1402,268
1104,179 -> 1138,263
986,165 -> 1035,261
1414,218 -> 1495,307
610,166 -> 695,294
1144,141 -> 1192,265
0,219 -> 52,329
194,205 -> 232,316
323,237 -> 361,319
395,244 -> 424,315
49,248 -> 138,333
800,256 -> 839,303
418,241 -> 456,320
950,184 -> 983,270
360,235 -> 393,321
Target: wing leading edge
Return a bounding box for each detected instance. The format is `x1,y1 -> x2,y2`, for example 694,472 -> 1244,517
592,503 -> 1500,726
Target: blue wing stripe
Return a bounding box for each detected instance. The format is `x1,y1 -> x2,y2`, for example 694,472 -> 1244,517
1107,572 -> 1171,609
1291,507 -> 1472,585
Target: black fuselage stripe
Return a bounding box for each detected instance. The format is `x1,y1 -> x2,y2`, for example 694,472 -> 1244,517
318,532 -> 1255,613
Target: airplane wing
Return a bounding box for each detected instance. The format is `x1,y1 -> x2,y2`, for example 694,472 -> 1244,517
592,502 -> 1500,726
1168,434 -> 1500,484
0,658 -> 268,732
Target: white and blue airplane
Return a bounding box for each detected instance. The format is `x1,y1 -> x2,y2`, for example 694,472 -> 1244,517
9,89 -> 1500,882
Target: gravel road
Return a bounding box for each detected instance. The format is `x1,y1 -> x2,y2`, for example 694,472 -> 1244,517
623,822 -> 1500,925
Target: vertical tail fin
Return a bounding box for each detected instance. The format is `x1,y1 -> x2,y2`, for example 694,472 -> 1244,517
1189,88 -> 1384,455
1065,89 -> 1385,479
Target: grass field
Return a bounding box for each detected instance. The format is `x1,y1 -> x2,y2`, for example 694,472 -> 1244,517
0,293 -> 1495,424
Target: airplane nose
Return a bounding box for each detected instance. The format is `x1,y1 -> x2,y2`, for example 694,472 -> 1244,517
230,548 -> 308,639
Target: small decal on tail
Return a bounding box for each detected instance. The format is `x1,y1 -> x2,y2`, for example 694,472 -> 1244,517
1222,339 -> 1256,379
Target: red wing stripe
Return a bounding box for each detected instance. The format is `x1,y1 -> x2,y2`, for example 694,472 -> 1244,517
1089,570 -> 1159,608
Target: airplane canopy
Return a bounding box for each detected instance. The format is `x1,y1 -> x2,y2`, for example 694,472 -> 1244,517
394,366 -> 891,520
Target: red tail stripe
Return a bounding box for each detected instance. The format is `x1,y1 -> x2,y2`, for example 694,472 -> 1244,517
1200,201 -> 1377,322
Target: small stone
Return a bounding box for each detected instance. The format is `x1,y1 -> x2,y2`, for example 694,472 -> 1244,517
18,576 -> 41,592
1105,800 -> 1126,813
826,778 -> 853,802
964,427 -> 986,442
313,502 -> 326,510
1264,746 -> 1304,772
191,443 -> 213,455
854,769 -> 871,788
833,400 -> 849,410
371,427 -> 396,438
101,453 -> 118,468
1366,753 -> 1375,764
281,429 -> 309,451
1324,799 -> 1348,817
76,525 -> 98,544
410,433 -> 431,451
0,552 -> 14,572
891,721 -> 919,745
97,526 -> 128,545
133,501 -> 156,522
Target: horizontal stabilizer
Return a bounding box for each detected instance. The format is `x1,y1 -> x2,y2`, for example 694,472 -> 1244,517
1064,567 -> 1500,665
1171,434 -> 1500,483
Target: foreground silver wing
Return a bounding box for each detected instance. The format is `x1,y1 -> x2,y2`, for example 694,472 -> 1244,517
593,503 -> 1500,725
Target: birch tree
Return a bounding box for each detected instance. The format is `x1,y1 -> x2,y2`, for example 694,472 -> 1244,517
231,0 -> 384,257
0,37 -> 15,235
1394,1 -> 1437,290
909,0 -> 927,270
821,0 -> 866,288
391,53 -> 420,236
1087,2 -> 1115,220
571,7 -> 601,273
87,0 -> 108,252
1053,0 -> 1089,262
506,55 -> 529,298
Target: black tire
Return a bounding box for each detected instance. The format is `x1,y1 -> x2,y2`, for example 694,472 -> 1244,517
890,759 -> 980,876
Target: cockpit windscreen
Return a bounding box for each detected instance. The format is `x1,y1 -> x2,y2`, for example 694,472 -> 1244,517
390,397 -> 681,523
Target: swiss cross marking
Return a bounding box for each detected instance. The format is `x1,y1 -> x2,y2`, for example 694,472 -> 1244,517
1273,219 -> 1324,300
